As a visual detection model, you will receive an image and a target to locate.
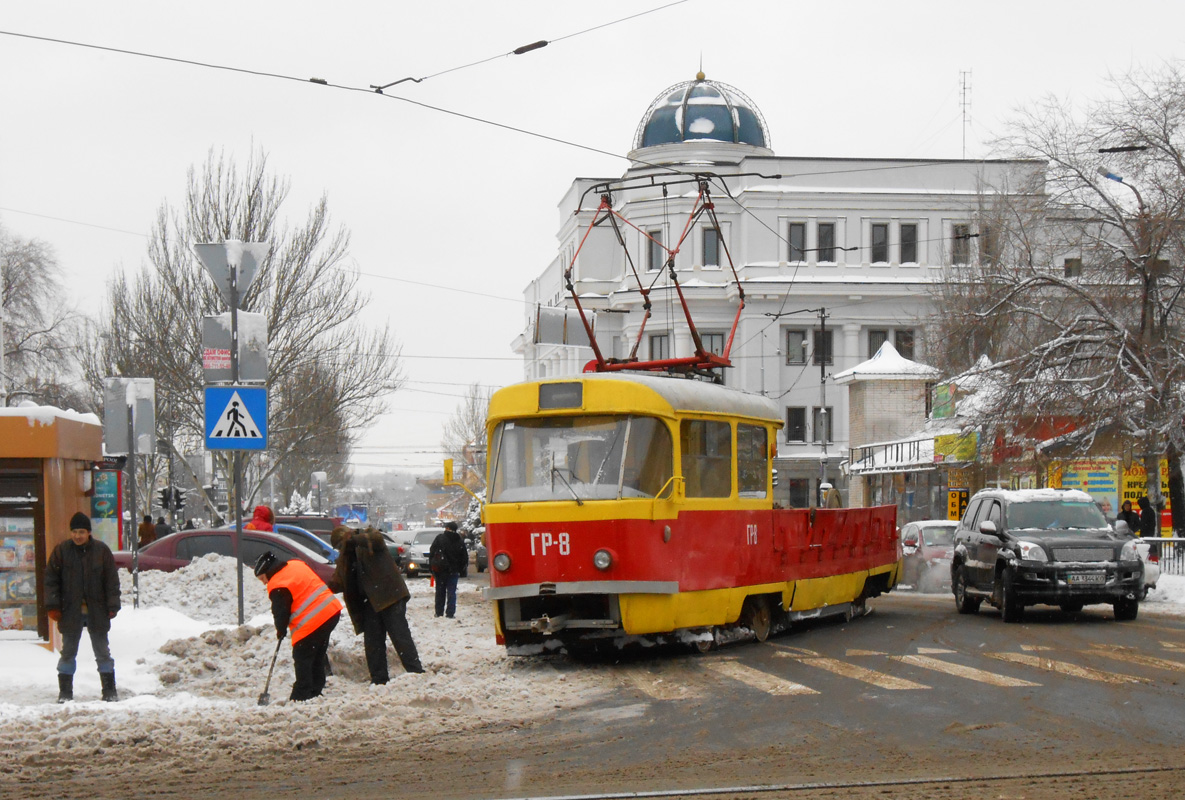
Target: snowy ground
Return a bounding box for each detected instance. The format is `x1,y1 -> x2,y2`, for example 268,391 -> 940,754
0,555 -> 601,795
1,557 -> 1183,797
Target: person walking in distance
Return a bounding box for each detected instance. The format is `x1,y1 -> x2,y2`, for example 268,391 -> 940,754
244,504 -> 274,532
254,551 -> 342,701
46,512 -> 122,702
328,526 -> 424,680
429,521 -> 468,619
137,514 -> 156,548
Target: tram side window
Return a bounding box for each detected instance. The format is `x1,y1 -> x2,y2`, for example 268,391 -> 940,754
681,419 -> 732,498
737,424 -> 768,499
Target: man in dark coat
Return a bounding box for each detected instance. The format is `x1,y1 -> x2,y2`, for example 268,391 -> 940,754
46,511 -> 121,702
429,521 -> 468,619
154,516 -> 173,540
1117,500 -> 1142,535
1138,495 -> 1162,558
328,526 -> 424,681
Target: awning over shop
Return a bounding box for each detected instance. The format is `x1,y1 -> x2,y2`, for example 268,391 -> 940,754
849,436 -> 935,475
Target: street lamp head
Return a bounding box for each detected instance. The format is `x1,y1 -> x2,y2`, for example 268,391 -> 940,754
1097,166 -> 1123,183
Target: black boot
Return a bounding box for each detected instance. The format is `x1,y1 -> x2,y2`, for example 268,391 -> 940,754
100,671 -> 118,702
57,674 -> 73,704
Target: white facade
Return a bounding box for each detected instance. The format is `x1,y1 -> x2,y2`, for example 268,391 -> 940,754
515,75 -> 1041,507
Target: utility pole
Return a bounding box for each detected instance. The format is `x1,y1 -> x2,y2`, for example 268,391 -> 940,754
818,308 -> 829,506
1097,167 -> 1164,513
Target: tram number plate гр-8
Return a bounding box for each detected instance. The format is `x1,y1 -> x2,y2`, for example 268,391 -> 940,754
1066,572 -> 1106,585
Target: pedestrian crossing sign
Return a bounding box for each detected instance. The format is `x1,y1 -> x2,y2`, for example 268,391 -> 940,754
204,386 -> 268,451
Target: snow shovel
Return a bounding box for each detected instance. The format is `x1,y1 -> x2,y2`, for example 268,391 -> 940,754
258,637 -> 283,706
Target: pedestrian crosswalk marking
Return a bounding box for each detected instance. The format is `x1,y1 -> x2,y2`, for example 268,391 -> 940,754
1020,644 -> 1055,652
917,648 -> 956,654
891,655 -> 1040,688
210,390 -> 262,439
1088,645 -> 1185,673
988,652 -> 1147,684
704,660 -> 818,696
846,649 -> 885,656
615,664 -> 706,701
1161,641 -> 1185,651
776,653 -> 929,690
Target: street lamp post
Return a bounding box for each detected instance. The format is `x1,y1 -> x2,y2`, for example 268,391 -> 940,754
1097,166 -> 1164,513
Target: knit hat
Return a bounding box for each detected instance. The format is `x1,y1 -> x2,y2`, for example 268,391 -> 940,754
69,512 -> 92,532
253,550 -> 279,577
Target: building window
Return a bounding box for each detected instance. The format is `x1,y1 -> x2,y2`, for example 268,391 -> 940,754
980,224 -> 1000,265
869,329 -> 889,356
951,223 -> 971,265
786,407 -> 807,442
813,329 -> 833,366
703,227 -> 721,266
900,223 -> 918,264
785,330 -> 807,365
817,222 -> 836,262
1064,257 -> 1082,278
649,334 -> 669,360
647,230 -> 665,271
789,222 -> 806,262
812,406 -> 833,443
787,478 -> 810,508
895,330 -> 915,360
701,332 -> 725,356
871,223 -> 889,263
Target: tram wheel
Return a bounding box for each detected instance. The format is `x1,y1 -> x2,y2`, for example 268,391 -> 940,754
689,629 -> 716,654
744,597 -> 772,643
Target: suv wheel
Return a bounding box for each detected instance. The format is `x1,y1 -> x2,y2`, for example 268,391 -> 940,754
953,565 -> 981,615
1114,596 -> 1139,621
1000,568 -> 1024,623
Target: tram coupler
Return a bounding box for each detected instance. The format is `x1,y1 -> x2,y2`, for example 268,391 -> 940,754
530,613 -> 571,634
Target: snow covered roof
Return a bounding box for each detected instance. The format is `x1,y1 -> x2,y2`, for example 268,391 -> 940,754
833,341 -> 940,384
0,401 -> 100,427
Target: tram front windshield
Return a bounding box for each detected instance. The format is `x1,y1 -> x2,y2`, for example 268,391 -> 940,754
490,415 -> 673,503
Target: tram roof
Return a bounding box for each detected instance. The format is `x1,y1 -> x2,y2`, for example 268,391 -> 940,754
495,373 -> 781,424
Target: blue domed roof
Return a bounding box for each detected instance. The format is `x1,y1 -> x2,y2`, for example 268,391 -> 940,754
633,74 -> 770,150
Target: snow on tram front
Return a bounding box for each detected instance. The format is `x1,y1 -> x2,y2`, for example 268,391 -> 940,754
482,372 -> 901,653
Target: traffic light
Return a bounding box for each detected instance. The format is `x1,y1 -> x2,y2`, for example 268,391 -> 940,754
172,488 -> 184,511
158,487 -> 173,511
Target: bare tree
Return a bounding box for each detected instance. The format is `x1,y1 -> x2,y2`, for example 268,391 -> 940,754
0,226 -> 88,409
83,148 -> 403,520
441,383 -> 492,490
931,64 -> 1185,527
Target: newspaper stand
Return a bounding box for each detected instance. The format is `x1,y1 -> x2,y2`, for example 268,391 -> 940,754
0,407 -> 102,645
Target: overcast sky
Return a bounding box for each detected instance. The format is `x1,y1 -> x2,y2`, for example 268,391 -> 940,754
2,1 -> 1182,476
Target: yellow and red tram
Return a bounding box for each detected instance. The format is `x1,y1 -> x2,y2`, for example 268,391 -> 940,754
483,372 -> 900,652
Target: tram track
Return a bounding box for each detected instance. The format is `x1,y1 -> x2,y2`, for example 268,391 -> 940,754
495,764 -> 1185,800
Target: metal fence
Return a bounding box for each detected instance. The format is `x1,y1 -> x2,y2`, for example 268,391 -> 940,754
1147,537 -> 1185,576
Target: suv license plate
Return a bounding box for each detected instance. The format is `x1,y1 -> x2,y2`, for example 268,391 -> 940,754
1067,572 -> 1106,585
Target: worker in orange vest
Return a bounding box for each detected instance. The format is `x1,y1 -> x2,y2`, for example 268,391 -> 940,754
254,551 -> 343,701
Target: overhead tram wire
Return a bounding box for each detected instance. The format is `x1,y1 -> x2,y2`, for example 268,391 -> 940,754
369,0 -> 690,89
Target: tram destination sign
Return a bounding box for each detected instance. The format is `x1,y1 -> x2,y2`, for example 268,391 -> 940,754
539,382 -> 582,409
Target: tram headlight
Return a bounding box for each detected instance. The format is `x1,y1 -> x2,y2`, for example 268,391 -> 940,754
493,552 -> 511,572
593,549 -> 613,571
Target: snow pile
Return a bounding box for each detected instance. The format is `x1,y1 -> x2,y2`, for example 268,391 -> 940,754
0,556 -> 614,789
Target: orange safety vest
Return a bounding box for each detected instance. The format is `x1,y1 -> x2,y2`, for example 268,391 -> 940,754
266,561 -> 343,644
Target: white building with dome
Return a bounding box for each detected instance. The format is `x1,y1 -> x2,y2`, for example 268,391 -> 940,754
514,73 -> 1042,508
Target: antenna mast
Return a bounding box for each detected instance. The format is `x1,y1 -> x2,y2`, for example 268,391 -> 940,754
959,70 -> 972,159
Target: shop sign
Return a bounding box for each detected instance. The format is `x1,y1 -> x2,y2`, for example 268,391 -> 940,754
934,432 -> 977,463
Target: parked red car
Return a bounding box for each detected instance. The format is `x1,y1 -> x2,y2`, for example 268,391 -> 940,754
112,528 -> 334,583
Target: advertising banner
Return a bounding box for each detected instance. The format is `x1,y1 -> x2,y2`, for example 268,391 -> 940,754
91,469 -> 122,550
934,432 -> 978,463
1048,458 -> 1120,520
1121,460 -> 1172,535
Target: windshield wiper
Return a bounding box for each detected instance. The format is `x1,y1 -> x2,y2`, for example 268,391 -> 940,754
551,467 -> 584,506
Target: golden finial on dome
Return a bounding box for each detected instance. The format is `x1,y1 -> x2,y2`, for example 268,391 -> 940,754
696,70 -> 705,81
